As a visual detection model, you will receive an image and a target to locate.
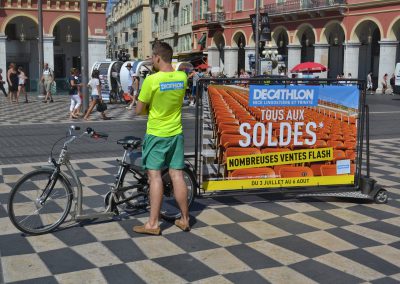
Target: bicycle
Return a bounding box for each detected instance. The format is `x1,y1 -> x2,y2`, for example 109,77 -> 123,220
8,126 -> 197,235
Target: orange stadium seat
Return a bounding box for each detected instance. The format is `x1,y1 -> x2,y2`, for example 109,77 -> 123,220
229,167 -> 276,179
279,166 -> 314,178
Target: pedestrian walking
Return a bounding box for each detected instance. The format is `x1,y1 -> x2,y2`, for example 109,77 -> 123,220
84,69 -> 110,120
390,73 -> 395,95
73,69 -> 84,116
381,73 -> 388,95
126,63 -> 139,110
0,68 -> 7,98
133,41 -> 190,235
41,63 -> 54,103
188,68 -> 201,106
17,66 -> 28,103
68,68 -> 81,119
367,72 -> 373,91
7,63 -> 18,103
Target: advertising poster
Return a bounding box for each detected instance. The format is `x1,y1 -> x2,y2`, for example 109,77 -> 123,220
203,84 -> 359,191
93,62 -> 111,102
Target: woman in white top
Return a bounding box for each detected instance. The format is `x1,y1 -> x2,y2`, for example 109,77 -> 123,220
84,69 -> 110,120
17,66 -> 28,103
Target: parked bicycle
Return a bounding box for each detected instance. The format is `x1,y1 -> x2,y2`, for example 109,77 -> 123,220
8,126 -> 197,235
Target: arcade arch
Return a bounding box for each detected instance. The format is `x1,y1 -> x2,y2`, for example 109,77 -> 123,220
232,31 -> 246,74
322,22 -> 346,78
353,20 -> 381,86
52,18 -> 81,79
294,24 -> 316,63
4,16 -> 38,91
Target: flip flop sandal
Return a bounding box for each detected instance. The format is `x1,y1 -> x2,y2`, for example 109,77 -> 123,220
174,219 -> 190,232
133,225 -> 161,235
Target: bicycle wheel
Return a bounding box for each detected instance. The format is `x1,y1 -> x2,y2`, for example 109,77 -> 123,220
160,167 -> 196,221
8,169 -> 73,235
116,167 -> 147,208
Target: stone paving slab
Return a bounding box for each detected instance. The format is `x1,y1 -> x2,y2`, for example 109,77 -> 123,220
0,95 -> 195,126
0,139 -> 399,283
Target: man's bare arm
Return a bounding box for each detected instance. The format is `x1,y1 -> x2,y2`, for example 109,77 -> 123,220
136,100 -> 148,115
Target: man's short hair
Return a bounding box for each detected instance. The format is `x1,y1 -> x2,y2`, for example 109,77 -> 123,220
152,41 -> 173,63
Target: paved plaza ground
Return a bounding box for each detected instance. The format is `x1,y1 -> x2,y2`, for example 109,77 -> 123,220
0,93 -> 400,283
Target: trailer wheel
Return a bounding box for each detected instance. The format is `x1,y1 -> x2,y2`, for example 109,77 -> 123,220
374,189 -> 388,204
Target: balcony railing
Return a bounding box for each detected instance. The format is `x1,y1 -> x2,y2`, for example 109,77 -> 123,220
130,22 -> 138,30
265,0 -> 346,15
131,40 -> 138,47
170,25 -> 179,34
205,12 -> 225,24
159,0 -> 169,9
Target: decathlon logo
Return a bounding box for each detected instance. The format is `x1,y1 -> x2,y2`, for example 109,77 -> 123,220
249,85 -> 319,107
160,81 -> 185,91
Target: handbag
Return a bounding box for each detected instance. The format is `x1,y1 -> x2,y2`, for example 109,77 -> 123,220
50,81 -> 57,96
96,101 -> 107,112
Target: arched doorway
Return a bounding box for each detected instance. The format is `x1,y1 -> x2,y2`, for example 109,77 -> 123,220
327,24 -> 345,78
300,29 -> 315,62
389,19 -> 400,63
4,16 -> 38,91
213,32 -> 225,72
52,18 -> 80,82
233,32 -> 246,74
355,21 -> 381,87
274,31 -> 289,74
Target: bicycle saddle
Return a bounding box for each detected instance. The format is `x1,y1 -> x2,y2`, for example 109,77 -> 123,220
117,136 -> 142,149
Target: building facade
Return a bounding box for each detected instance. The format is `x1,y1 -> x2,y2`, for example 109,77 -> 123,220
149,0 -> 193,56
106,0 -> 152,61
192,0 -> 400,90
0,0 -> 108,91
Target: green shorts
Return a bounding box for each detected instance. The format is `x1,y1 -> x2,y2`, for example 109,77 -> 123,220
142,133 -> 184,170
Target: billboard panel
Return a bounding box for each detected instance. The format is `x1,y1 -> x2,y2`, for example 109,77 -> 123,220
203,84 -> 359,191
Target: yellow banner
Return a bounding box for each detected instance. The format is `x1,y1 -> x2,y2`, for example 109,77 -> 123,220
203,175 -> 354,191
227,147 -> 333,170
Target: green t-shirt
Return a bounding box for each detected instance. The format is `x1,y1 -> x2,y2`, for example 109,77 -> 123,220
138,71 -> 188,137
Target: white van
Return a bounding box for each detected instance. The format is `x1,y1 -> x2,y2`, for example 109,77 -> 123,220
395,63 -> 400,94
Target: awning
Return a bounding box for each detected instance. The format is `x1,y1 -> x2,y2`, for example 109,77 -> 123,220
198,34 -> 207,46
177,52 -> 206,64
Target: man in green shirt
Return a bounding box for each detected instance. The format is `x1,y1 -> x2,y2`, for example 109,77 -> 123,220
133,41 -> 190,235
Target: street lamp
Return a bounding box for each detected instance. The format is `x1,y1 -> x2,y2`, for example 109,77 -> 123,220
66,26 -> 72,43
20,24 -> 25,42
261,42 -> 283,74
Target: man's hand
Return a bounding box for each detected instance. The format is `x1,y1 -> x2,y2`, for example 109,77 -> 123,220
136,100 -> 148,115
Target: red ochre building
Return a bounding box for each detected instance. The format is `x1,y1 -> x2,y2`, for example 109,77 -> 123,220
192,0 -> 400,90
0,0 -> 107,91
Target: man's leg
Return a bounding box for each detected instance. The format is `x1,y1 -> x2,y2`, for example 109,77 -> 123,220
146,169 -> 164,229
169,168 -> 190,227
0,85 -> 7,96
